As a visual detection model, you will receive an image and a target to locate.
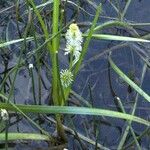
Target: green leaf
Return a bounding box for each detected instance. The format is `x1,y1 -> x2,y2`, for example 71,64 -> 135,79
0,103 -> 149,126
0,133 -> 49,141
0,37 -> 33,48
83,34 -> 150,42
109,57 -> 150,102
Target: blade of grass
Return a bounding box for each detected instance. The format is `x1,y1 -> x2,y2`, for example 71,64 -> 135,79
94,20 -> 139,36
0,37 -> 34,48
123,127 -> 150,149
73,4 -> 102,77
84,34 -> 150,43
117,63 -> 147,149
109,57 -> 150,102
121,0 -> 132,20
27,0 -> 52,50
0,133 -> 50,141
0,102 -> 149,127
1,32 -> 149,51
116,97 -> 141,150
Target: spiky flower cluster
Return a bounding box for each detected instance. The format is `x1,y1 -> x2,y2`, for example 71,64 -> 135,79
60,69 -> 73,88
65,23 -> 83,66
60,24 -> 82,88
0,109 -> 9,121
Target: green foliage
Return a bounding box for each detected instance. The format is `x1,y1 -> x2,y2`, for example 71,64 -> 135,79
0,0 -> 149,149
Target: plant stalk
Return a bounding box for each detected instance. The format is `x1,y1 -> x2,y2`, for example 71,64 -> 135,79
51,0 -> 66,142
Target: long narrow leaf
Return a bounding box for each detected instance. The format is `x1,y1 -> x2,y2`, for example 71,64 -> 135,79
74,4 -> 102,76
0,103 -> 149,126
84,34 -> 150,42
109,57 -> 150,102
0,33 -> 149,49
0,133 -> 49,141
0,37 -> 33,48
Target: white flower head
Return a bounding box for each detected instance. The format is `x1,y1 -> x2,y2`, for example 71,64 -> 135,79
65,23 -> 83,66
0,109 -> 9,121
29,63 -> 33,69
60,69 -> 73,88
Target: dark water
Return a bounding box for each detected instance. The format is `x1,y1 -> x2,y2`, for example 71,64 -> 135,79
0,0 -> 150,149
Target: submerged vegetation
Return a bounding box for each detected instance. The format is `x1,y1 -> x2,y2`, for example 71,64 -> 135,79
0,0 -> 150,149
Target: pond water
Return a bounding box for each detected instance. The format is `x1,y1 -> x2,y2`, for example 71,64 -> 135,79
0,0 -> 150,149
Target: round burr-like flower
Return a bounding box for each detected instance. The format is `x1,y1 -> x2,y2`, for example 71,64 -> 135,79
29,63 -> 33,69
0,109 -> 9,121
60,69 -> 73,88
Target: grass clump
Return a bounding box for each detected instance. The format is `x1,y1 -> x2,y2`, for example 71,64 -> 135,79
0,0 -> 150,149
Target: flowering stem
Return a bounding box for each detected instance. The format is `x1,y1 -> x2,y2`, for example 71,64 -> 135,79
63,4 -> 102,101
69,52 -> 74,70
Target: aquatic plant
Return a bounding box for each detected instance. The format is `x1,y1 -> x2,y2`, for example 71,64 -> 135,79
0,0 -> 150,149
